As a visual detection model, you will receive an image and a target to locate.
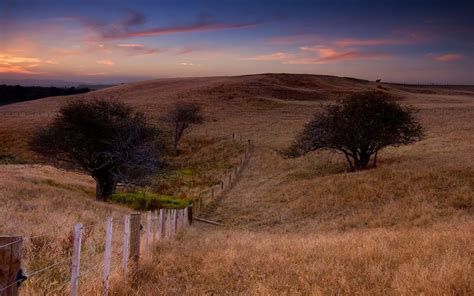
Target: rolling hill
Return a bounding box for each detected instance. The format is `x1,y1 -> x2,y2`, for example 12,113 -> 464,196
0,73 -> 473,294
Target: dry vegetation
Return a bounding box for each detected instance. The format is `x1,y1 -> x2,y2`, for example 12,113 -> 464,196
0,74 -> 473,294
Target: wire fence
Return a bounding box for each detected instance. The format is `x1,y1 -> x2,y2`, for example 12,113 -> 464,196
0,133 -> 253,296
0,207 -> 192,296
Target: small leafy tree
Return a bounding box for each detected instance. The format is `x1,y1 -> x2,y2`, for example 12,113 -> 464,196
29,99 -> 160,201
162,102 -> 203,155
288,91 -> 424,171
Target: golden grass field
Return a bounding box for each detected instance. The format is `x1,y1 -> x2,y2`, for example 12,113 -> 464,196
0,74 -> 473,295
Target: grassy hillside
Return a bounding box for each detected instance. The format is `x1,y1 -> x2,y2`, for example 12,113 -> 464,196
0,73 -> 473,294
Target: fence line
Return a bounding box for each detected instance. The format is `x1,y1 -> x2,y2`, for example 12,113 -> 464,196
193,136 -> 252,216
0,207 -> 193,295
0,132 -> 251,295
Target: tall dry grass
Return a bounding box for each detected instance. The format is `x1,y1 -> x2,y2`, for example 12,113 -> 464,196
111,223 -> 474,295
0,74 -> 473,294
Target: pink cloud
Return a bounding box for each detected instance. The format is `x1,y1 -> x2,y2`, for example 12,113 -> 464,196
431,53 -> 464,62
243,52 -> 294,61
115,43 -> 162,55
117,43 -> 145,48
335,38 -> 409,47
294,46 -> 388,64
110,21 -> 257,39
66,11 -> 259,40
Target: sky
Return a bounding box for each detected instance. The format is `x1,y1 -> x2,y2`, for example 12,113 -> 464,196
0,0 -> 473,84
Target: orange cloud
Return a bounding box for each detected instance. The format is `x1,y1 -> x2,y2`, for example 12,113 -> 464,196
0,54 -> 43,74
432,53 -> 464,62
0,65 -> 37,74
97,59 -> 115,66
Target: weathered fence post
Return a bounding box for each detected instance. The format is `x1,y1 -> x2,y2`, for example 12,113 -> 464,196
145,211 -> 151,257
159,209 -> 165,241
172,210 -> 177,235
129,213 -> 141,264
121,215 -> 130,281
188,206 -> 193,225
167,210 -> 172,238
102,218 -> 113,296
70,223 -> 83,296
184,207 -> 189,226
152,211 -> 157,252
0,235 -> 22,296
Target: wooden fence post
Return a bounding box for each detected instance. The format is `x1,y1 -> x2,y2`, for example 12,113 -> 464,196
188,206 -> 193,225
159,209 -> 165,241
0,235 -> 22,296
167,210 -> 172,239
172,210 -> 177,235
145,211 -> 151,257
184,208 -> 189,226
102,218 -> 113,296
129,213 -> 141,264
121,215 -> 130,280
70,223 -> 83,296
152,211 -> 157,252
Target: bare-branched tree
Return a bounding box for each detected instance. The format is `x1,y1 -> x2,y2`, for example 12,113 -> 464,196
287,91 -> 424,171
29,99 -> 160,201
162,102 -> 203,155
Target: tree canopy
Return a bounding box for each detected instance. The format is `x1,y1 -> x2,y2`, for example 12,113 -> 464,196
288,91 -> 424,171
29,99 -> 160,200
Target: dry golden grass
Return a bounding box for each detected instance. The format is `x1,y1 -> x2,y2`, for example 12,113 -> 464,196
0,165 -> 130,295
0,74 -> 473,294
113,223 -> 474,295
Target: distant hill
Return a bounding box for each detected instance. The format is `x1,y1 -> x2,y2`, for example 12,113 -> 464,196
0,78 -> 84,87
0,85 -> 90,106
76,84 -> 117,90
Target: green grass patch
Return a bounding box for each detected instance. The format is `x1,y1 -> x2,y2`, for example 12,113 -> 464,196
109,192 -> 190,211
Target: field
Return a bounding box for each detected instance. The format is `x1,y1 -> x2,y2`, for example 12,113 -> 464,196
0,74 -> 473,295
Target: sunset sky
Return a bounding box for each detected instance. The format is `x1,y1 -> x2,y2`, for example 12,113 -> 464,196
0,0 -> 472,84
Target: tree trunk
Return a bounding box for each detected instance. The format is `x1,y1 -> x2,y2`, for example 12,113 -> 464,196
94,173 -> 117,201
354,152 -> 371,170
